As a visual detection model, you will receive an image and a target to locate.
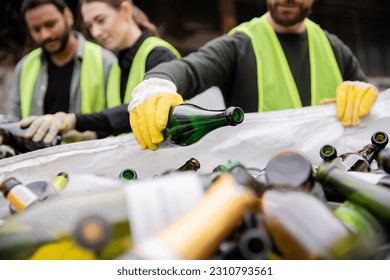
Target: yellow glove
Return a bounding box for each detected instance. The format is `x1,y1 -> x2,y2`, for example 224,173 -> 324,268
20,112 -> 76,144
336,81 -> 378,126
128,78 -> 183,150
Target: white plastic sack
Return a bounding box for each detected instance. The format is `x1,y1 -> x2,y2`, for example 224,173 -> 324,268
0,89 -> 389,187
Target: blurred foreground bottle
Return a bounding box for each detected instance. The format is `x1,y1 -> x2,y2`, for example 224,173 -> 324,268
118,166 -> 260,260
0,173 -> 207,260
259,187 -> 377,259
161,104 -> 244,147
334,201 -> 387,246
320,131 -> 388,172
316,163 -> 390,223
0,122 -> 62,154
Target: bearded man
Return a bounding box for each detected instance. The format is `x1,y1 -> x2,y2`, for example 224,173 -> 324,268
127,0 -> 377,151
7,0 -> 117,123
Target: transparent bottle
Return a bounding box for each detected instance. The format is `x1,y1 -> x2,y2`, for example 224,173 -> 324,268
161,104 -> 244,147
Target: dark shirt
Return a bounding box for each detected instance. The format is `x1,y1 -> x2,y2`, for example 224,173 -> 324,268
277,32 -> 311,107
75,31 -> 178,137
44,57 -> 74,114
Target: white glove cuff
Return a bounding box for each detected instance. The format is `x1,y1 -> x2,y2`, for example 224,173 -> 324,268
128,78 -> 178,111
342,81 -> 378,92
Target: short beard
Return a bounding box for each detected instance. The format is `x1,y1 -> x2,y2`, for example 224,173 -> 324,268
41,23 -> 71,55
267,2 -> 312,27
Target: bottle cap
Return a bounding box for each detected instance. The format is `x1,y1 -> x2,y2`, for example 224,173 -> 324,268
73,215 -> 112,251
266,151 -> 314,190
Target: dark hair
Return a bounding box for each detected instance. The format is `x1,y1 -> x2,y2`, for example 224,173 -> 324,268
80,0 -> 158,36
21,0 -> 68,17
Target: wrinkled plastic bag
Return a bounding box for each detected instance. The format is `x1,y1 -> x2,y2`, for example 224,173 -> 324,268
0,89 -> 389,188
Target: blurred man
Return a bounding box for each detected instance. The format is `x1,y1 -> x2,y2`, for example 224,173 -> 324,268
7,0 -> 117,142
128,0 -> 378,150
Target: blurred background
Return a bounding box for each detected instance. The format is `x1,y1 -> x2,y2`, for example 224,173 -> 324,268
1,0 -> 390,114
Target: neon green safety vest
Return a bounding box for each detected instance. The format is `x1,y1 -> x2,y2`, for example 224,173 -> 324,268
20,41 -> 106,118
229,15 -> 343,112
106,36 -> 181,108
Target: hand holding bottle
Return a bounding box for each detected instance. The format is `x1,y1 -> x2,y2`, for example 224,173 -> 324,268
128,78 -> 183,151
20,112 -> 76,144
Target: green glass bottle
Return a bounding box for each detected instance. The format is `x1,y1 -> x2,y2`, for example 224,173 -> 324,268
334,200 -> 386,244
316,163 -> 390,223
161,104 -> 244,147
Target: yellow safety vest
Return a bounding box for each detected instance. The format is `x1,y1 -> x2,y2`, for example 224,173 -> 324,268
229,15 -> 343,112
106,36 -> 181,108
20,41 -> 106,118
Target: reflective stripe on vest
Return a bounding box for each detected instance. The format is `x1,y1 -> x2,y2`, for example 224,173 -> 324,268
106,37 -> 181,108
229,15 -> 343,112
20,42 -> 106,118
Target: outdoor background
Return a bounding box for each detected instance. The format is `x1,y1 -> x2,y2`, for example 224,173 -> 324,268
1,0 -> 390,114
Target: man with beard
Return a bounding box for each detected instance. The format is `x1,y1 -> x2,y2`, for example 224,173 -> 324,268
7,0 -> 117,137
127,0 -> 378,151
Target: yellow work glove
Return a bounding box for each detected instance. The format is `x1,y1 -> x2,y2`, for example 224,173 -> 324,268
20,112 -> 76,144
128,78 -> 183,150
320,81 -> 378,126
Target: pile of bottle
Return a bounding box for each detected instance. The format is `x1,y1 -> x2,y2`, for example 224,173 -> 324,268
1,130 -> 390,260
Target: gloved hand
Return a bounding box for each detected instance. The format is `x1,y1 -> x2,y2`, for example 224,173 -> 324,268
320,81 -> 378,126
128,78 -> 183,150
20,112 -> 76,144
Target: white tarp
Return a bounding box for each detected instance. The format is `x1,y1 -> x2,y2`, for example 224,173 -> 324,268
0,89 -> 389,187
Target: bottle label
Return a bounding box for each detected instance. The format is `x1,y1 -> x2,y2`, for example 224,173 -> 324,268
8,184 -> 39,211
123,173 -> 205,243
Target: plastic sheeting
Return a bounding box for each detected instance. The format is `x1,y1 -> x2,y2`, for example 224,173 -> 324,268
0,89 -> 389,187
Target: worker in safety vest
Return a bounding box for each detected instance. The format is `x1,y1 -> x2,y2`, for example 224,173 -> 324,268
128,0 -> 378,151
18,0 -> 180,144
8,0 -> 117,142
